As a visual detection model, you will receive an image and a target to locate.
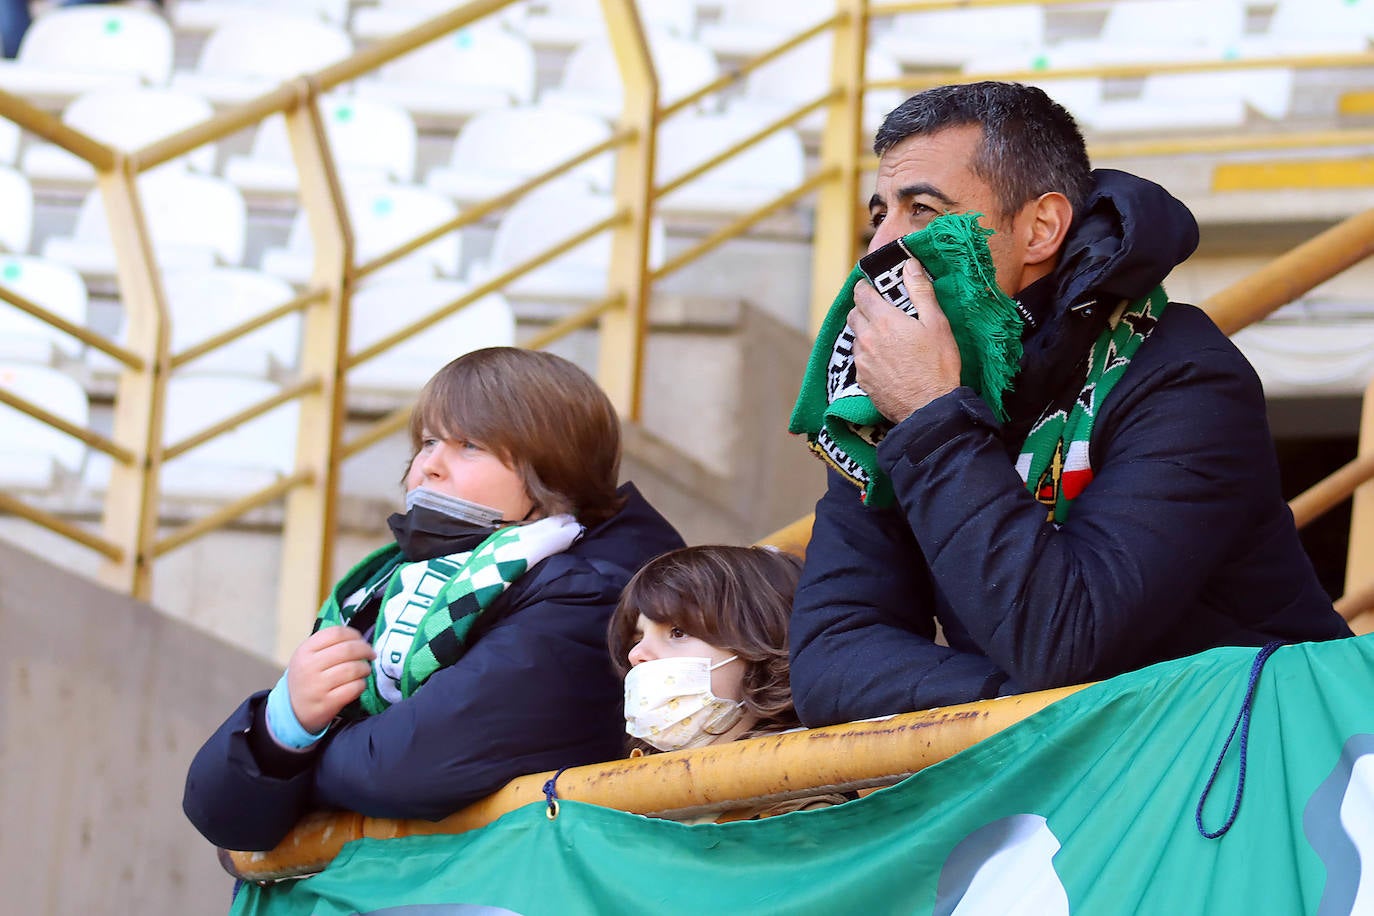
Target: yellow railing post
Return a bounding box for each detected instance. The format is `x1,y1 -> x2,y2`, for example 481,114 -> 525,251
596,0 -> 657,421
1348,376 -> 1374,600
274,83 -> 355,663
809,0 -> 869,332
96,160 -> 170,599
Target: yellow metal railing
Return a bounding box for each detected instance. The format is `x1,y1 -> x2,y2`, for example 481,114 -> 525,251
0,0 -> 1372,653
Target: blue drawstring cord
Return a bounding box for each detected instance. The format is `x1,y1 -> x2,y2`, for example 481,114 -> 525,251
1195,641 -> 1284,839
543,766 -> 570,820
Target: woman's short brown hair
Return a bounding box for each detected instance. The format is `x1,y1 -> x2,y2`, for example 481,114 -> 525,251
409,347 -> 623,526
608,545 -> 804,735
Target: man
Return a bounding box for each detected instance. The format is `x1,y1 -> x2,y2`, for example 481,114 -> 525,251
788,81 -> 1352,727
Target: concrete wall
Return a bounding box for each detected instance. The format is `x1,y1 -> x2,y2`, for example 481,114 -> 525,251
0,539 -> 277,914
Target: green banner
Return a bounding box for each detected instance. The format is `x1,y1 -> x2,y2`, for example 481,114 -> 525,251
233,634 -> 1374,915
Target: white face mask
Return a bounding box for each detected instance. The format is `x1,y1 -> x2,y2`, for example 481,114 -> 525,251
624,655 -> 745,752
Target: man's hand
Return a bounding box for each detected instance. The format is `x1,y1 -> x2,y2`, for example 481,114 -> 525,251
286,626 -> 375,734
849,258 -> 962,423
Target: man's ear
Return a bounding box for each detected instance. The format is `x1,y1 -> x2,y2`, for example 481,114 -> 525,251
1022,191 -> 1073,267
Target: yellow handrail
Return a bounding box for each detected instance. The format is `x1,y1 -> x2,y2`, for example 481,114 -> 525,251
0,282 -> 144,369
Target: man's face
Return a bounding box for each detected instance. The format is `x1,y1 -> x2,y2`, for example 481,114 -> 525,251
867,124 -> 1035,297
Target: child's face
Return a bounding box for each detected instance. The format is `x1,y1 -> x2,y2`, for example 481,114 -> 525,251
626,614 -> 745,702
406,429 -> 535,522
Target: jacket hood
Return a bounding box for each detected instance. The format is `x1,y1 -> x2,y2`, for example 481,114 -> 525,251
567,481 -> 684,576
1052,168 -> 1199,312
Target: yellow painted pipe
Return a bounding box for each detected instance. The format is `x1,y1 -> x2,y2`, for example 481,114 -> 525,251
226,682 -> 1089,881
759,514 -> 815,559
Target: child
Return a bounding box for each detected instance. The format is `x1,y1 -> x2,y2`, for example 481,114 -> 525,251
609,545 -> 848,820
185,348 -> 684,852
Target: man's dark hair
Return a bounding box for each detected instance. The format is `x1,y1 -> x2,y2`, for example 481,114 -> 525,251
873,81 -> 1092,217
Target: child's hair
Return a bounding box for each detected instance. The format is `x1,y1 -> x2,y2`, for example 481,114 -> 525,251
409,347 -> 624,526
608,545 -> 804,735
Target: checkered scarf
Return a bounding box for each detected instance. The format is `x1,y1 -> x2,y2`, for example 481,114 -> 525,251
316,515 -> 583,716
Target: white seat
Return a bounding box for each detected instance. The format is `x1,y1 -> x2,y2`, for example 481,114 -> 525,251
0,362 -> 87,489
1092,70 -> 1284,134
515,0 -> 695,50
1233,320 -> 1374,396
0,255 -> 88,363
163,268 -> 300,376
1056,0 -> 1246,65
540,31 -> 718,121
348,278 -> 515,391
964,51 -> 1104,129
0,117 -> 20,165
878,5 -> 1047,69
656,111 -> 805,217
157,375 -> 299,499
225,97 -> 417,197
729,37 -> 901,139
475,177 -> 664,302
170,16 -> 352,106
22,88 -> 215,186
352,23 -> 534,128
43,172 -> 246,280
352,1 -> 519,42
174,0 -> 349,34
260,181 -> 461,284
425,105 -> 612,205
0,165 -> 33,253
1240,0 -> 1374,57
0,7 -> 172,106
697,0 -> 834,60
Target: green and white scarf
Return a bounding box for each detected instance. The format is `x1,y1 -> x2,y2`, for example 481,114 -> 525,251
316,514 -> 583,716
790,214 -> 1027,507
1018,287 -> 1168,524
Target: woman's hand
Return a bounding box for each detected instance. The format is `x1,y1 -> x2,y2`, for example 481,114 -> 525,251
287,626 -> 375,734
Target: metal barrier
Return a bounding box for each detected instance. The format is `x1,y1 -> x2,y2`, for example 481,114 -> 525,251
0,0 -> 1371,658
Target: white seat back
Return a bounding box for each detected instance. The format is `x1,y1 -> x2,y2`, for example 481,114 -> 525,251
0,362 -> 87,487
60,88 -> 214,172
193,16 -> 351,79
163,268 -> 300,375
67,173 -> 246,266
0,256 -> 88,361
16,7 -> 173,83
551,33 -> 717,114
349,279 -> 516,390
234,97 -> 418,187
0,165 -> 32,253
428,106 -> 613,202
380,24 -> 535,106
656,111 -> 804,213
160,375 -> 299,498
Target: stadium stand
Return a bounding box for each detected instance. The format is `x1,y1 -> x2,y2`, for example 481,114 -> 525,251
539,31 -> 718,121
0,164 -> 31,253
161,267 -> 300,377
515,0 -> 696,50
697,0 -> 835,60
173,0 -> 350,35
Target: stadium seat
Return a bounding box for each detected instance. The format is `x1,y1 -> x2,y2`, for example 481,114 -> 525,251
1232,320 -> 1374,396
1054,0 -> 1245,65
0,256 -> 87,363
514,0 -> 695,51
425,105 -> 613,206
0,6 -> 172,107
43,172 -> 246,280
348,278 -> 515,392
1090,69 -> 1293,134
0,361 -> 87,489
260,181 -> 461,284
21,88 -> 215,187
472,177 -> 664,303
697,0 -> 834,60
0,116 -> 20,165
224,97 -> 418,197
0,165 -> 33,254
655,111 -> 805,217
162,268 -> 300,377
352,23 -> 535,128
875,4 -> 1046,69
157,374 -> 300,500
174,0 -> 350,35
728,36 -> 901,139
352,1 -> 522,42
170,15 -> 352,106
1240,0 -> 1374,57
540,31 -> 718,121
